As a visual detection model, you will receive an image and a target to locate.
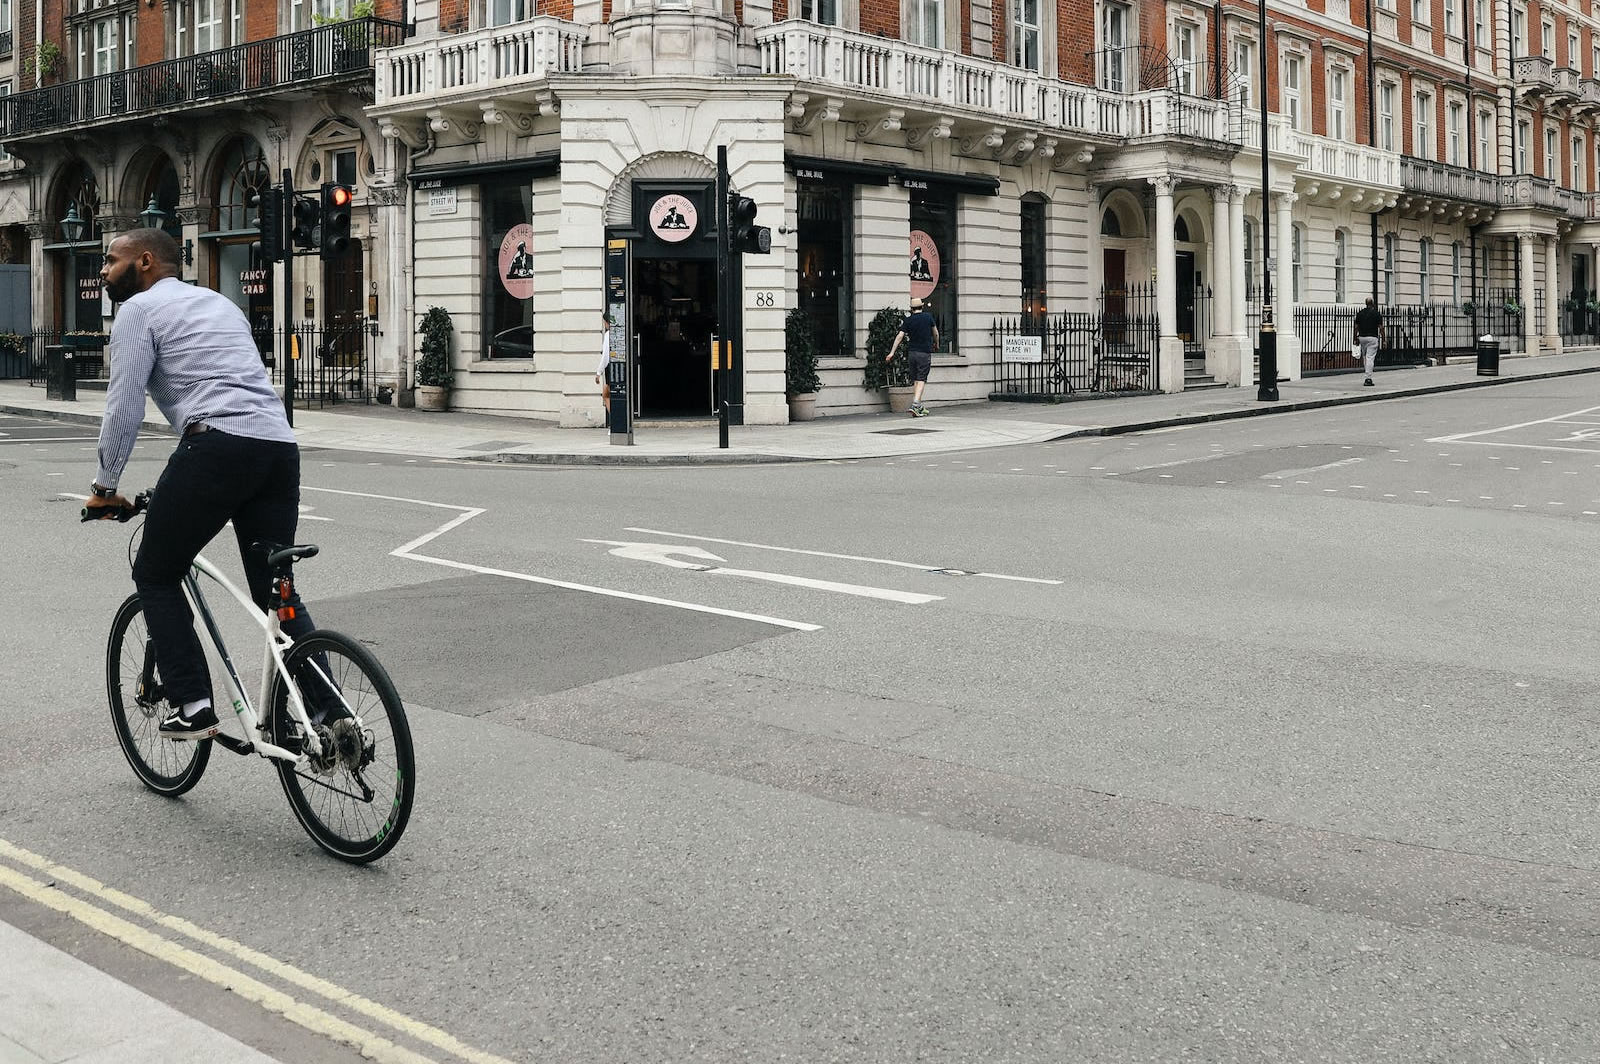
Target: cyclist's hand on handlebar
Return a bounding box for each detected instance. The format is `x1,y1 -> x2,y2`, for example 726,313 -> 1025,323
81,492 -> 136,522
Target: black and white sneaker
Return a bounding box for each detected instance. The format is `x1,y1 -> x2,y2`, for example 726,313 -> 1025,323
158,705 -> 220,741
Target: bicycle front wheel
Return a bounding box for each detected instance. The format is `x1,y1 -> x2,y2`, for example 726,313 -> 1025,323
106,593 -> 211,796
269,630 -> 414,864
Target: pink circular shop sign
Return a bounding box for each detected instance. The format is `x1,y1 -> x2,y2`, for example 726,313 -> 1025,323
909,229 -> 940,301
497,224 -> 536,300
649,195 -> 698,243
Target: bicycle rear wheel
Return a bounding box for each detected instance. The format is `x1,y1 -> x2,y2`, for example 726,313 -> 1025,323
269,630 -> 414,864
106,593 -> 211,796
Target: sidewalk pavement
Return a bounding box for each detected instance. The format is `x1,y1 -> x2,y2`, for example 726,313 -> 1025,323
0,918 -> 281,1064
5,349 -> 1600,465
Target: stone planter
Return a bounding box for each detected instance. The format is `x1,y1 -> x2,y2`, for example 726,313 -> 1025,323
887,385 -> 916,413
415,384 -> 449,411
786,392 -> 818,422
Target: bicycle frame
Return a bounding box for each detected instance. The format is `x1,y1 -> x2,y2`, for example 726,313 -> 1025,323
180,553 -> 328,764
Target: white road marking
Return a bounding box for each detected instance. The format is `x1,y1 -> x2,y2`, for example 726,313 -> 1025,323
302,487 -> 824,631
0,839 -> 512,1064
1260,456 -> 1364,480
588,540 -> 943,605
624,527 -> 1064,585
0,436 -> 100,443
297,503 -> 332,523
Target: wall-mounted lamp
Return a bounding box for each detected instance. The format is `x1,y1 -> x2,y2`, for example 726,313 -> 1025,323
138,196 -> 167,229
60,204 -> 87,244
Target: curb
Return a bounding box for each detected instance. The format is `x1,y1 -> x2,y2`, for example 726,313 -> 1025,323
472,450 -> 813,467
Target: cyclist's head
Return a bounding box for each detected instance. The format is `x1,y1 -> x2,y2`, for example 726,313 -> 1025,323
102,229 -> 182,303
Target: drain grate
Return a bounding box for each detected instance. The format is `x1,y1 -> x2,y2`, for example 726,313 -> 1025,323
875,427 -> 939,435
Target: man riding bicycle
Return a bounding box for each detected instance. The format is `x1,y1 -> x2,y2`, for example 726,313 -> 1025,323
84,228 -> 315,741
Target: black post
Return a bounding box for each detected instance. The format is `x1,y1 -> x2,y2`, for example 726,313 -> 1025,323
1366,0 -> 1380,305
715,145 -> 730,449
1256,0 -> 1278,401
280,169 -> 295,427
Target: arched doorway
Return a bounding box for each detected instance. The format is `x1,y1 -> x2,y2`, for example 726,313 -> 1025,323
1173,205 -> 1209,352
47,161 -> 105,333
207,137 -> 273,355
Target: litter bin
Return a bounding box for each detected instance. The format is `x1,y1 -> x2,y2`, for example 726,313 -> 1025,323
1476,334 -> 1500,377
45,345 -> 75,401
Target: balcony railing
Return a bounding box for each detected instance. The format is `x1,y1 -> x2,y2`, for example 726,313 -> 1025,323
1399,156 -> 1500,204
1551,65 -> 1581,101
0,30 -> 12,59
373,16 -> 586,106
1289,129 -> 1401,187
1514,55 -> 1556,93
1,18 -> 406,139
1582,77 -> 1600,108
1499,174 -> 1575,213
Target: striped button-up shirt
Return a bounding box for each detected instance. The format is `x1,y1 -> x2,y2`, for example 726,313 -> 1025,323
95,277 -> 294,490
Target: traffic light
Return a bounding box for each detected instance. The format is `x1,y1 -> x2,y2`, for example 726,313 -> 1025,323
727,193 -> 771,255
291,195 -> 321,251
320,182 -> 353,260
253,187 -> 283,262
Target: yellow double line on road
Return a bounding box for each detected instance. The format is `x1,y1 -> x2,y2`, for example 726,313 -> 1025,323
0,838 -> 517,1064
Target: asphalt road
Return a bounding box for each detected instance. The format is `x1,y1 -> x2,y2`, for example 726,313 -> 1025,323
2,378 -> 1599,1063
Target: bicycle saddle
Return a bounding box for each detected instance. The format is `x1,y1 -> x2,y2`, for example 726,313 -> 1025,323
255,541 -> 320,568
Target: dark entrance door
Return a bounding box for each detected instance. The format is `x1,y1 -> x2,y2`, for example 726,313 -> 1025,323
634,257 -> 716,417
1572,254 -> 1590,338
1175,250 -> 1196,342
1102,249 -> 1127,345
320,239 -> 365,401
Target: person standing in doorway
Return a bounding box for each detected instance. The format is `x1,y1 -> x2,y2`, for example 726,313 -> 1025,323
596,311 -> 616,420
886,297 -> 940,417
1355,297 -> 1383,387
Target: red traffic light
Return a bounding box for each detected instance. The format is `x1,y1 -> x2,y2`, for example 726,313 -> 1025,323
326,184 -> 353,209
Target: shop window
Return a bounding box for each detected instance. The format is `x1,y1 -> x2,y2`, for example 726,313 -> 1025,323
1020,195 -> 1046,317
483,178 -> 536,359
796,181 -> 854,359
909,189 -> 959,354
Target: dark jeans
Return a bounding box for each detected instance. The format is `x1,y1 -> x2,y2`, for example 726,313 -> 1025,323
132,428 -> 313,707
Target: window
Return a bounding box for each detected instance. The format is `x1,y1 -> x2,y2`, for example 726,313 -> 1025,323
1543,18 -> 1554,58
1448,102 -> 1463,165
796,179 -> 854,358
909,189 -> 959,353
1474,0 -> 1487,48
1020,195 -> 1047,316
1570,29 -> 1581,69
483,177 -> 536,360
1445,0 -> 1457,35
1545,126 -> 1558,178
1334,230 -> 1347,303
0,85 -> 10,165
1512,8 -> 1525,56
1174,23 -> 1197,95
1411,0 -> 1424,23
290,0 -> 349,32
1282,53 -> 1304,130
1414,89 -> 1434,160
906,0 -> 942,48
799,0 -> 838,23
1575,136 -> 1586,190
1418,238 -> 1431,302
1379,82 -> 1396,151
1243,218 -> 1256,301
1232,38 -> 1255,107
76,6 -> 134,76
1451,243 -> 1462,304
1477,109 -> 1493,170
1517,118 -> 1531,172
175,0 -> 241,55
1292,225 -> 1304,302
1011,0 -> 1039,70
1329,68 -> 1349,141
491,0 -> 533,26
1382,233 -> 1395,304
1100,3 -> 1129,91
1593,43 -> 1599,78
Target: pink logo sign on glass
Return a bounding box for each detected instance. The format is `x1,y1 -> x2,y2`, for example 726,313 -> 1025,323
498,223 -> 536,300
649,195 -> 698,243
909,230 -> 940,301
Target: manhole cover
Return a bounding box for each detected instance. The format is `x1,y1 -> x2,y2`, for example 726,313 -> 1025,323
875,427 -> 939,435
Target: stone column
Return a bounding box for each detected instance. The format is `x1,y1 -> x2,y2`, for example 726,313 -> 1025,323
1274,191 -> 1301,381
1519,231 -> 1539,356
1152,175 -> 1184,393
1203,186 -> 1228,382
1544,234 -> 1563,355
1230,186 -> 1250,387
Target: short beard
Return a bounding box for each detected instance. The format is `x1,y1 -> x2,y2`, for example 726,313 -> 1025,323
103,276 -> 135,303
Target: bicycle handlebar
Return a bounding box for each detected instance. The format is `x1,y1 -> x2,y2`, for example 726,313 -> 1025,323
80,491 -> 151,523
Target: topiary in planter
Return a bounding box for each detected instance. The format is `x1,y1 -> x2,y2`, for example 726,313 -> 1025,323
416,306 -> 454,388
863,306 -> 909,391
785,307 -> 821,396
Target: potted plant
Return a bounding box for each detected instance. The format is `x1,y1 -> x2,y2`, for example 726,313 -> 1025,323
1460,300 -> 1477,316
784,307 -> 822,422
863,306 -> 914,412
0,332 -> 26,379
1504,298 -> 1523,316
415,306 -> 453,411
61,330 -> 108,350
320,0 -> 376,70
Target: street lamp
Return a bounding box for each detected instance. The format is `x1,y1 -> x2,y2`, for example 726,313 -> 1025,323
1255,0 -> 1279,402
60,204 -> 87,244
138,196 -> 167,229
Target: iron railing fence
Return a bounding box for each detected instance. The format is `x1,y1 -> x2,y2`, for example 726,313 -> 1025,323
8,324 -> 373,407
1557,290 -> 1600,346
990,310 -> 1161,399
1,18 -> 406,138
1099,282 -> 1210,356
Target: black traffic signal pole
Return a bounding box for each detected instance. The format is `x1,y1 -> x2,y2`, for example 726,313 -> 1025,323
281,168 -> 295,426
715,146 -> 730,449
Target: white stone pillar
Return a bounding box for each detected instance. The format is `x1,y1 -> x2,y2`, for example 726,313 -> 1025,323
1230,186 -> 1250,387
1274,191 -> 1301,381
1544,235 -> 1563,355
1210,185 -> 1232,340
1152,175 -> 1184,392
1519,231 -> 1539,356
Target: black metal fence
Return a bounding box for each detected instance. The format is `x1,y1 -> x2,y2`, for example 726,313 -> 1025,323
4,324 -> 374,407
1284,300 -> 1532,373
991,310 -> 1161,399
1558,290 -> 1600,346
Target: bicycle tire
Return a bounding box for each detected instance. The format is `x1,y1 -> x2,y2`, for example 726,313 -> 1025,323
269,630 -> 414,864
105,593 -> 211,796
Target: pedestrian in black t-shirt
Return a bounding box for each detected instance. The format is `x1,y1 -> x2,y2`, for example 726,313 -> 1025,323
886,297 -> 941,416
1354,297 -> 1383,387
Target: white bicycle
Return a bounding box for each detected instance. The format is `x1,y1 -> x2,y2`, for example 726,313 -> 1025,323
85,492 -> 415,863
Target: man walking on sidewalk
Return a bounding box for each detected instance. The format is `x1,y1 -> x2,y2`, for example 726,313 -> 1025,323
1355,297 -> 1383,387
886,297 -> 940,417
